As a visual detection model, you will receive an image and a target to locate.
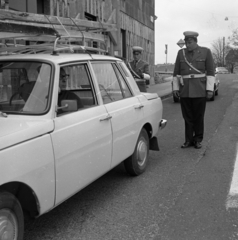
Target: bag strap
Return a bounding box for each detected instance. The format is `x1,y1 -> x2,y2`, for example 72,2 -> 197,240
182,49 -> 203,74
128,62 -> 142,79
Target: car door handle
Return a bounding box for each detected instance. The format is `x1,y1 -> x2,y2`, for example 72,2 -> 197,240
100,115 -> 112,121
134,104 -> 144,109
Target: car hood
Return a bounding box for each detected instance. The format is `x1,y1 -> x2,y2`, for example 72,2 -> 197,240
0,117 -> 54,150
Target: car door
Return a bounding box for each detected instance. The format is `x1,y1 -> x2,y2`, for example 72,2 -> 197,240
91,62 -> 144,169
50,63 -> 112,204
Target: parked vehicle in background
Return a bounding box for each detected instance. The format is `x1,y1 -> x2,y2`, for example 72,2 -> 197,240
209,74 -> 220,101
171,75 -> 219,102
0,35 -> 167,240
215,67 -> 229,74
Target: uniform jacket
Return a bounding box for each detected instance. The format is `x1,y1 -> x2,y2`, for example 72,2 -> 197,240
173,45 -> 215,98
129,59 -> 150,79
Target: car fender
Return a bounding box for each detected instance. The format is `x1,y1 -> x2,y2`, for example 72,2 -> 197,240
136,93 -> 163,138
0,133 -> 56,215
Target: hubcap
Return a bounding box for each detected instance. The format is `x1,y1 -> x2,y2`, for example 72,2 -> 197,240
0,209 -> 18,240
136,138 -> 148,166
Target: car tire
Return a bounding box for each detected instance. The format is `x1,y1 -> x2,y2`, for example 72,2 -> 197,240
0,192 -> 24,240
210,92 -> 215,101
173,95 -> 179,103
124,128 -> 149,176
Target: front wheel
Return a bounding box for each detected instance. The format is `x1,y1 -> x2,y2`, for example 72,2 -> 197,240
124,129 -> 149,176
173,95 -> 179,103
210,92 -> 215,101
0,192 -> 24,240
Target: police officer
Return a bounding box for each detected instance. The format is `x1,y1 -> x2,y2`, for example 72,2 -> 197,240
128,46 -> 150,92
172,31 -> 215,149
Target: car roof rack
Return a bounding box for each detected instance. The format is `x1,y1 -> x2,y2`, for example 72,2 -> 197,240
0,9 -> 116,56
0,34 -> 107,55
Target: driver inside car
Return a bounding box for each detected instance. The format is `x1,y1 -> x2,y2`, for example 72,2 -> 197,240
58,68 -> 83,114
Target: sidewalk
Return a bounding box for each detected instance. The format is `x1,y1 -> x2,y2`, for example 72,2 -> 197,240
147,78 -> 172,99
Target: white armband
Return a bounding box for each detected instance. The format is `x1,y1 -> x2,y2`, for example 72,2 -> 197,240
172,76 -> 180,91
143,73 -> 150,80
206,76 -> 215,91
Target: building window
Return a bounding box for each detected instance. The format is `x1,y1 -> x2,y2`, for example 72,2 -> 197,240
9,0 -> 36,12
121,29 -> 127,59
37,0 -> 45,14
9,0 -> 45,13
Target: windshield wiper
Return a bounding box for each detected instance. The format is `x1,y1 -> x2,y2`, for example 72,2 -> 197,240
0,111 -> 8,117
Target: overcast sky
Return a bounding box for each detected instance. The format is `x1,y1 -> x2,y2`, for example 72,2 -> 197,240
154,0 -> 238,64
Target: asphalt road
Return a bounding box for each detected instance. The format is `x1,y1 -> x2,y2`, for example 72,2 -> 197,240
24,74 -> 238,240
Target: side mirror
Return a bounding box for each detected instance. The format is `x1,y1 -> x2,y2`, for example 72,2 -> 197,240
57,100 -> 77,112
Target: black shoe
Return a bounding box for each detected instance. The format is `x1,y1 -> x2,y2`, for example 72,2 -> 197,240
194,141 -> 202,149
181,141 -> 194,148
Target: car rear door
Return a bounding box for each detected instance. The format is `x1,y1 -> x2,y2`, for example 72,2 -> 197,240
91,61 -> 144,169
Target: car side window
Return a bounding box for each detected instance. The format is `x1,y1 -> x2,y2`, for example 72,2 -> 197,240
112,64 -> 132,98
118,62 -> 130,77
91,62 -> 130,104
57,63 -> 96,115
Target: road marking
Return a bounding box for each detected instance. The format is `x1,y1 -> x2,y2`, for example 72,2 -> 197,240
226,143 -> 238,209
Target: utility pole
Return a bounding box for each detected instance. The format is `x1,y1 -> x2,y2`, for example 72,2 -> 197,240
223,37 -> 225,67
165,44 -> 168,64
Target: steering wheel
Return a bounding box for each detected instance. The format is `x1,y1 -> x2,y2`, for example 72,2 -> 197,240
9,92 -> 21,106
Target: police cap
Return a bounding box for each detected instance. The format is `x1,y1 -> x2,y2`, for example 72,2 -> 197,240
132,46 -> 143,54
183,31 -> 199,41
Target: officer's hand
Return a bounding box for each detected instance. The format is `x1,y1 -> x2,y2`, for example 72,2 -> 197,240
206,91 -> 213,99
139,73 -> 144,79
173,90 -> 180,98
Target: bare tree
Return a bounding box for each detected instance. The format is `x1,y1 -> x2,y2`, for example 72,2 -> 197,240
226,28 -> 238,73
228,28 -> 238,47
225,48 -> 238,73
211,37 -> 229,67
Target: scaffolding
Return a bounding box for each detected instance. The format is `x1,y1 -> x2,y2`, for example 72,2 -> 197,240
0,9 -> 117,55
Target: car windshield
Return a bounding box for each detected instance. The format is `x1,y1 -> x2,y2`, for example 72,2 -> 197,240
0,61 -> 51,115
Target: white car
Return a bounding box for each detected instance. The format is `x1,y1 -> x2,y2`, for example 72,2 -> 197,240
0,50 -> 166,239
215,67 -> 229,74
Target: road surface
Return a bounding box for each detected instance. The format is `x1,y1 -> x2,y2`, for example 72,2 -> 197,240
24,74 -> 238,240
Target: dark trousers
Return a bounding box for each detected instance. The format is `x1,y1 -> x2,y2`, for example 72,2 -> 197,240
180,97 -> 207,143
